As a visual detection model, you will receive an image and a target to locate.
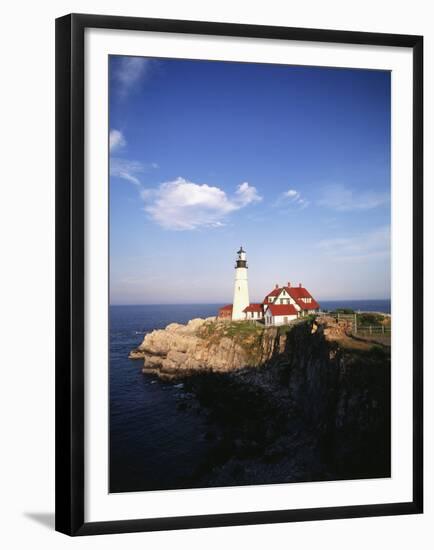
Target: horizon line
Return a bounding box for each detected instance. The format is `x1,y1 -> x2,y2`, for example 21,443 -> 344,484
109,298 -> 391,307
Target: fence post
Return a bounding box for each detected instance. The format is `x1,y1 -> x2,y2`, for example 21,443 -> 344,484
369,326 -> 372,335
354,313 -> 357,335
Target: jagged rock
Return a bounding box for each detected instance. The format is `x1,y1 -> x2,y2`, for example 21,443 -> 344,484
129,314 -> 388,381
128,314 -> 391,485
128,349 -> 146,360
130,319 -> 284,378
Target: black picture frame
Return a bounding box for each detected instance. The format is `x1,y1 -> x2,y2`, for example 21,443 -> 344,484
55,13 -> 423,536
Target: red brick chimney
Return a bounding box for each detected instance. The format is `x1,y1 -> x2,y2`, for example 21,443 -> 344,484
275,284 -> 279,289
287,281 -> 291,287
299,283 -> 302,287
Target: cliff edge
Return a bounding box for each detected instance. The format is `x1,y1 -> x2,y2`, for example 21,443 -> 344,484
129,315 -> 378,379
129,315 -> 391,485
129,317 -> 292,378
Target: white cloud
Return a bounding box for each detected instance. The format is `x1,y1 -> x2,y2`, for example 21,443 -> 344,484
110,158 -> 144,186
113,57 -> 150,97
318,183 -> 390,211
110,157 -> 159,187
279,188 -> 309,209
318,226 -> 390,262
142,177 -> 262,230
109,129 -> 126,152
235,181 -> 262,206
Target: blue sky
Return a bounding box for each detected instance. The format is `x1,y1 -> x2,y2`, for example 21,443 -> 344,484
109,56 -> 391,305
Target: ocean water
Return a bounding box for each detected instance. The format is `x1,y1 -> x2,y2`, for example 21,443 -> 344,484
110,300 -> 390,493
110,304 -> 219,493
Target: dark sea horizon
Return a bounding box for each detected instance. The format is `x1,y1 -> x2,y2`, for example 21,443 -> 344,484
110,299 -> 391,313
110,299 -> 390,493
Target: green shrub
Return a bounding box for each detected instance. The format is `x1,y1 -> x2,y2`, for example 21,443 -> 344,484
357,313 -> 386,327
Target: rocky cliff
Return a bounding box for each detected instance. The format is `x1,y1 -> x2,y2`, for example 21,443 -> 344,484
130,315 -> 390,485
129,315 -> 367,379
129,317 -> 315,378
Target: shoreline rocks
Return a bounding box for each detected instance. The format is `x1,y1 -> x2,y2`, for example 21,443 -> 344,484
129,314 -> 389,380
127,314 -> 391,484
129,317 -> 273,379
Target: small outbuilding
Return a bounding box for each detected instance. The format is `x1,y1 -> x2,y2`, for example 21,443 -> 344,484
243,303 -> 264,320
264,303 -> 298,326
218,304 -> 233,320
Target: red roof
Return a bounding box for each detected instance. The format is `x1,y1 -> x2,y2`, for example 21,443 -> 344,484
263,287 -> 282,304
285,286 -> 319,310
267,304 -> 298,316
243,303 -> 263,312
285,286 -> 310,298
263,285 -> 320,310
219,304 -> 233,311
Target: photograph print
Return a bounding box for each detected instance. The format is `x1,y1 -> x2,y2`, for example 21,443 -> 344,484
109,55 -> 391,494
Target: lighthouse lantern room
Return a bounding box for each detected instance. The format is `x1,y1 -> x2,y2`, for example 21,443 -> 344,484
232,246 -> 250,320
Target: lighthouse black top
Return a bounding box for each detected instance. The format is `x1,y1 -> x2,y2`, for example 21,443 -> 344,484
235,246 -> 247,269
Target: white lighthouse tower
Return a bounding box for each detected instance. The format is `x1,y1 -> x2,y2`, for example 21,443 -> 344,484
232,246 -> 250,320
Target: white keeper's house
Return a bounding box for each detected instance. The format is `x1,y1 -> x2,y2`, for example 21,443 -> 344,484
218,247 -> 320,326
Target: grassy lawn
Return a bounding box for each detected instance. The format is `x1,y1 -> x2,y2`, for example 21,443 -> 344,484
198,320 -> 264,340
223,321 -> 265,337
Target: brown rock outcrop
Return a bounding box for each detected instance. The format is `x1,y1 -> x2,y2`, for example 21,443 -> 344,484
129,314 -> 388,379
129,317 -> 287,379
